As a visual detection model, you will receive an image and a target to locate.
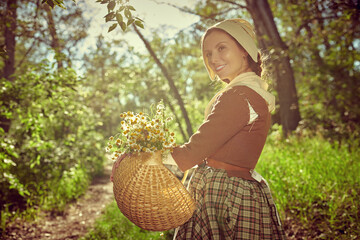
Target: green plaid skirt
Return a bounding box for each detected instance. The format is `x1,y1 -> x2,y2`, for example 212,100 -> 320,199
175,164 -> 286,240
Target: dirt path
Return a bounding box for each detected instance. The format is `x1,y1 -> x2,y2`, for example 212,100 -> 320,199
3,164 -> 114,240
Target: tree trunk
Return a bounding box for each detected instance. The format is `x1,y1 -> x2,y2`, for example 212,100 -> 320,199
3,0 -> 17,80
133,25 -> 193,138
245,0 -> 301,136
44,4 -> 63,69
1,0 -> 17,133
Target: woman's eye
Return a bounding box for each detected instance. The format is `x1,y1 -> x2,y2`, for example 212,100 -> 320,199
219,46 -> 225,51
206,52 -> 212,58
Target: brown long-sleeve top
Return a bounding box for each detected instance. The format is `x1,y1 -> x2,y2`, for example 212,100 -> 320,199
171,85 -> 271,173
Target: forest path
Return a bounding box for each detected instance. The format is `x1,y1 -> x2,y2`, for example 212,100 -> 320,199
4,164 -> 114,240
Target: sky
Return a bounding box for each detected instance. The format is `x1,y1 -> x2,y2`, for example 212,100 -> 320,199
80,0 -> 199,54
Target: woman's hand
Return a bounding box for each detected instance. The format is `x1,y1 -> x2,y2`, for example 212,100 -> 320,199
110,153 -> 128,182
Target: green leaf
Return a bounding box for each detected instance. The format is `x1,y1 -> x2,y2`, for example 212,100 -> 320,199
127,18 -> 135,26
108,23 -> 117,32
128,5 -> 136,11
120,22 -> 126,31
119,6 -> 125,12
124,8 -> 132,19
107,1 -> 116,11
134,20 -> 144,29
53,0 -> 66,9
104,12 -> 115,22
116,13 -> 123,25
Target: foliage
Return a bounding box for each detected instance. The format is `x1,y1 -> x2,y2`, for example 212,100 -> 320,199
97,0 -> 144,32
41,0 -> 144,32
42,0 -> 68,9
43,163 -> 90,212
257,125 -> 360,239
80,201 -> 168,240
80,31 -> 213,141
0,0 -> 89,74
106,101 -> 177,160
0,63 -> 105,221
269,0 -> 360,142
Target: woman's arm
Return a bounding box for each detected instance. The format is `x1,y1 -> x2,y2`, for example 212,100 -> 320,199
172,87 -> 250,171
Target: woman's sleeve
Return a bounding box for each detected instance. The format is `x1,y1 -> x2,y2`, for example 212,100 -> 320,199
171,87 -> 250,172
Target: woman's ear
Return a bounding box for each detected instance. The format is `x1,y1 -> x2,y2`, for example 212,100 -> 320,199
243,49 -> 249,57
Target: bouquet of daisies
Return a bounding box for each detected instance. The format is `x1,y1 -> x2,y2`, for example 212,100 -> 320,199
105,101 -> 177,162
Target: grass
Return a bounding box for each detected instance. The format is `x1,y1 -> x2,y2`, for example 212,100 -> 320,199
80,201 -> 171,240
256,129 -> 360,239
83,130 -> 360,239
43,163 -> 90,213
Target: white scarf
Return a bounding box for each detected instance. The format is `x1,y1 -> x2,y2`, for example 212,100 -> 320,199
204,72 -> 275,118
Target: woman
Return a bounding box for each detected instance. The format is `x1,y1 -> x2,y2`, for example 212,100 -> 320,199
168,19 -> 286,239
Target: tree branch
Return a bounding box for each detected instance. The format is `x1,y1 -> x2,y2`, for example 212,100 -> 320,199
151,0 -> 237,20
133,24 -> 193,138
295,15 -> 340,37
215,0 -> 247,9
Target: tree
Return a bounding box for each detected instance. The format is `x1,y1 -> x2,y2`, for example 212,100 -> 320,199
2,0 -> 17,81
1,0 -> 17,133
44,4 -> 63,69
269,0 -> 360,140
245,0 -> 301,136
81,33 -> 193,141
1,0 -> 89,133
10,0 -> 88,71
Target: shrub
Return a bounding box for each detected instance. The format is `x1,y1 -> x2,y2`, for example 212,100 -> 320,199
0,64 -> 105,224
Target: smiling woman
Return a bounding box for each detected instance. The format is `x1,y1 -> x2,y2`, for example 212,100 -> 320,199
165,18 -> 285,239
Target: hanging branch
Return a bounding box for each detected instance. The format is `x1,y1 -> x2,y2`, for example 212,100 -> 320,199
133,24 -> 194,139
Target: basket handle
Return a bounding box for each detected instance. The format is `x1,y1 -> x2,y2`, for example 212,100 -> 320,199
181,170 -> 189,185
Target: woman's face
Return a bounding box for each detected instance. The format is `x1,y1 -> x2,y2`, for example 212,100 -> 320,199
203,29 -> 251,82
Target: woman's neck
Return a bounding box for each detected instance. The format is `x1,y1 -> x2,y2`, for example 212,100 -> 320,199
224,68 -> 254,83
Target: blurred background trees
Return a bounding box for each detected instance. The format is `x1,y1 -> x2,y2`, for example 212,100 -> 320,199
0,0 -> 101,218
269,0 -> 360,142
0,0 -> 359,234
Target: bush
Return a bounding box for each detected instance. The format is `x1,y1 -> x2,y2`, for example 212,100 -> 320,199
0,63 -> 105,224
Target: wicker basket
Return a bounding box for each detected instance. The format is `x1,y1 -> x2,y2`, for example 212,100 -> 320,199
112,151 -> 196,231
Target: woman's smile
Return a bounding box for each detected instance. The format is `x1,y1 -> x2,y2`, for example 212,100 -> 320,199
215,64 -> 226,71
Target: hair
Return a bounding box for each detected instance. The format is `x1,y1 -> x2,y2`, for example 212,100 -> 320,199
248,53 -> 263,77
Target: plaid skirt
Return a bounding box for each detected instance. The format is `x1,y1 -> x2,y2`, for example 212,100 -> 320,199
175,165 -> 286,240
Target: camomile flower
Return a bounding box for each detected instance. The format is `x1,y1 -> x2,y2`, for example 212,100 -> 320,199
105,100 -> 177,160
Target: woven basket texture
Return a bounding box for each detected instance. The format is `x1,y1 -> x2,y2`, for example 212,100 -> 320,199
113,151 -> 196,231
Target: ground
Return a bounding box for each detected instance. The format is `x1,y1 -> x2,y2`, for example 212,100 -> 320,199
2,164 -> 114,240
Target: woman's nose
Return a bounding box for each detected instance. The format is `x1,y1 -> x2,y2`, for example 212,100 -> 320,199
209,52 -> 220,65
